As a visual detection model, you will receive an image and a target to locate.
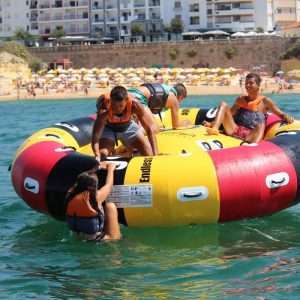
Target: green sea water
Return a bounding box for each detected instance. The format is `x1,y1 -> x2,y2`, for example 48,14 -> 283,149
1,94 -> 300,299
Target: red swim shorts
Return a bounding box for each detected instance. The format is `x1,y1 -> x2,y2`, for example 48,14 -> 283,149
232,125 -> 251,140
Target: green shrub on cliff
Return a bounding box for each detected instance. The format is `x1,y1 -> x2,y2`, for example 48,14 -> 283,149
224,46 -> 237,59
0,41 -> 44,72
186,49 -> 197,58
283,41 -> 300,59
169,48 -> 179,60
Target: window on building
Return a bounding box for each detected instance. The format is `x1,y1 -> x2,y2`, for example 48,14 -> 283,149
216,4 -> 231,11
190,3 -> 199,12
190,16 -> 200,25
207,9 -> 212,15
174,1 -> 181,9
233,15 -> 240,22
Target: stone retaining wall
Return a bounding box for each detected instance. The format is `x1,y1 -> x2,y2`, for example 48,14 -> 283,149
30,37 -> 287,72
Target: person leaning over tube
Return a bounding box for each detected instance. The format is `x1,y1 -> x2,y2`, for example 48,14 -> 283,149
205,72 -> 294,143
92,85 -> 159,162
65,162 -> 121,241
127,82 -> 190,130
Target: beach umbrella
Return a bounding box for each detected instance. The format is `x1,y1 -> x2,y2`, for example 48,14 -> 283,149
231,32 -> 245,37
244,31 -> 257,36
203,30 -> 229,36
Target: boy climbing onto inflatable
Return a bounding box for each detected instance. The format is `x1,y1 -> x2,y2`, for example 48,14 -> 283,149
92,85 -> 159,161
205,73 -> 294,143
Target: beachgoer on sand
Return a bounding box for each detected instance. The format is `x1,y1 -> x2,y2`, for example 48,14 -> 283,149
92,86 -> 158,161
205,73 -> 294,143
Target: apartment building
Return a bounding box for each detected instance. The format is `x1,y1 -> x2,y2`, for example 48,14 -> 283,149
271,0 -> 300,29
168,0 -> 300,33
2,1 -> 300,39
0,0 -> 30,37
91,0 -> 163,40
29,0 -> 90,37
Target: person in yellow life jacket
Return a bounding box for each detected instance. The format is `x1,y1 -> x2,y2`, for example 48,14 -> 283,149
127,83 -> 190,129
66,162 -> 121,241
92,85 -> 158,161
206,72 -> 294,143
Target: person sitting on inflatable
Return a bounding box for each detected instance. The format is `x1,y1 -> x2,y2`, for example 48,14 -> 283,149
128,82 -> 190,129
92,85 -> 158,161
66,163 -> 121,241
206,73 -> 294,143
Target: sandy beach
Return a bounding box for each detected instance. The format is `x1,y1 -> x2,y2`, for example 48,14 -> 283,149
1,83 -> 299,102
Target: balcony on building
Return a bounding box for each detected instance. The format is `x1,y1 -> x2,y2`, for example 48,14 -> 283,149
173,1 -> 182,11
134,0 -> 145,8
30,1 -> 38,9
120,0 -> 131,10
52,0 -> 63,8
92,1 -> 104,10
149,0 -> 160,7
39,1 -> 50,9
93,13 -> 104,23
63,0 -> 89,8
190,3 -> 199,13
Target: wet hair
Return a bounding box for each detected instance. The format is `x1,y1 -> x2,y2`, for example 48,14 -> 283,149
110,86 -> 128,102
96,95 -> 105,111
174,83 -> 187,98
246,73 -> 262,86
65,172 -> 100,212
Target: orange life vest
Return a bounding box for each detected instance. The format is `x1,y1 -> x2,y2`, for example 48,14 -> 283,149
100,93 -> 133,124
66,192 -> 97,217
236,95 -> 264,112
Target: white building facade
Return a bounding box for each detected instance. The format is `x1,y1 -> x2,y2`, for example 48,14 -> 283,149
0,0 -> 31,37
1,0 -> 300,38
91,0 -> 164,39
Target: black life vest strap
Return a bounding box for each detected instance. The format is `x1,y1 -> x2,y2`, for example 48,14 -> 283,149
142,83 -> 168,114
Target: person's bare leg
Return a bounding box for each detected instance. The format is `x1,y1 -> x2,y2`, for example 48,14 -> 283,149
207,101 -> 237,135
103,202 -> 121,240
144,106 -> 160,133
99,138 -> 115,160
130,131 -> 153,156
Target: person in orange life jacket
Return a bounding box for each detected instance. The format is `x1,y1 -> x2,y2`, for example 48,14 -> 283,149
127,83 -> 190,130
66,162 -> 121,241
205,73 -> 294,143
92,85 -> 158,161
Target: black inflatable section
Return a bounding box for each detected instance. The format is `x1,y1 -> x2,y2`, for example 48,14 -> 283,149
52,117 -> 94,147
195,107 -> 218,125
46,152 -> 98,220
46,152 -> 129,225
271,130 -> 300,203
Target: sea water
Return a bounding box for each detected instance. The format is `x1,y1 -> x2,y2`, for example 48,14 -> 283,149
1,94 -> 300,299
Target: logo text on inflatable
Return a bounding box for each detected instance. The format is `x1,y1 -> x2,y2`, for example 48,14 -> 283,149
139,158 -> 153,183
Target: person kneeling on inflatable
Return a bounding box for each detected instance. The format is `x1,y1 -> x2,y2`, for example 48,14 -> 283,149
66,162 -> 121,241
128,82 -> 190,130
92,86 -> 159,161
205,73 -> 294,143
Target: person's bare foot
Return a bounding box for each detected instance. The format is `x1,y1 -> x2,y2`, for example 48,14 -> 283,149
202,121 -> 212,127
206,127 -> 219,135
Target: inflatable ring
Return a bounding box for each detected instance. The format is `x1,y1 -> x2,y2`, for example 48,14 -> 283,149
11,108 -> 300,227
